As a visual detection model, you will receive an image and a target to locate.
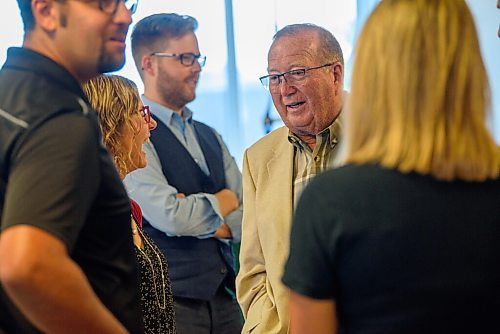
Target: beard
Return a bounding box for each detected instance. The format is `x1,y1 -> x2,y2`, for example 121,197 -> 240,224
97,27 -> 128,73
97,48 -> 126,73
59,10 -> 126,74
156,65 -> 197,110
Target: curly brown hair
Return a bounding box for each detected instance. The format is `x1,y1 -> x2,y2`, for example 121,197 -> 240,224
83,74 -> 142,178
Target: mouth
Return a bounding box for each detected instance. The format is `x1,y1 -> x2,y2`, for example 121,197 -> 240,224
286,101 -> 305,110
109,35 -> 126,47
111,26 -> 128,43
111,35 -> 125,42
186,77 -> 198,87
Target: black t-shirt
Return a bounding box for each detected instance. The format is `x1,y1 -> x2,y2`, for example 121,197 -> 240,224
0,48 -> 142,333
283,163 -> 500,334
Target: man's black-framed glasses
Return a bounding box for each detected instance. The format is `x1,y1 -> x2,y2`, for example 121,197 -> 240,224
74,0 -> 139,15
150,52 -> 207,67
259,63 -> 334,91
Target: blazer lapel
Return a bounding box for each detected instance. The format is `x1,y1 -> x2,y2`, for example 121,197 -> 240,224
265,129 -> 294,228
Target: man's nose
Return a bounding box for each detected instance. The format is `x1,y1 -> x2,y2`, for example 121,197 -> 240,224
191,59 -> 202,72
278,76 -> 295,95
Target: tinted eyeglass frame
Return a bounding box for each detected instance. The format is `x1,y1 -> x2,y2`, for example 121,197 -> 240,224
139,105 -> 152,124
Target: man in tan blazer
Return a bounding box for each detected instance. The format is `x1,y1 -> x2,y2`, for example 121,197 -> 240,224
236,24 -> 345,333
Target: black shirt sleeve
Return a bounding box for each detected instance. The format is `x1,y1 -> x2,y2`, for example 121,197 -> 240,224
2,111 -> 100,251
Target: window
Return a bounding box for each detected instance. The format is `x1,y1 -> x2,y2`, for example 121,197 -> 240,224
2,0 -> 496,166
232,0 -> 357,156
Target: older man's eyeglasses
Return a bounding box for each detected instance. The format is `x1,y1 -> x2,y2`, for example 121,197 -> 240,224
150,52 -> 207,67
259,63 -> 333,91
70,0 -> 139,15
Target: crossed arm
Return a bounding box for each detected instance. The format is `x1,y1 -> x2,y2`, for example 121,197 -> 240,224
125,138 -> 242,240
176,188 -> 239,239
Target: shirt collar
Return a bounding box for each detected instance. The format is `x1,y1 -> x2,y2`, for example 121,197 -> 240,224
141,95 -> 193,127
3,47 -> 88,101
288,116 -> 343,151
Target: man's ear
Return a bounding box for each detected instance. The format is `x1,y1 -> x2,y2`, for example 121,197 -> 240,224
332,63 -> 344,94
32,0 -> 58,33
332,63 -> 343,84
142,54 -> 155,76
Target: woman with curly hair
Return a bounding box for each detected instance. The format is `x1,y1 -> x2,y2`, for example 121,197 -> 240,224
84,74 -> 176,334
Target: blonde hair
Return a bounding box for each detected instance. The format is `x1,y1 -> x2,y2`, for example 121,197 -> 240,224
345,0 -> 499,181
83,74 -> 142,178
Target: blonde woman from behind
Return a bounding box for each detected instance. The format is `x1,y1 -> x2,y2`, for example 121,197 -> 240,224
283,0 -> 500,333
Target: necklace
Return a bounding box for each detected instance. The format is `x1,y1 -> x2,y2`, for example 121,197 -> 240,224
135,226 -> 167,310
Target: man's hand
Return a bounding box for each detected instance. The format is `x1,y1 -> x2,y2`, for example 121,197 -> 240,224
214,223 -> 232,239
215,188 -> 239,217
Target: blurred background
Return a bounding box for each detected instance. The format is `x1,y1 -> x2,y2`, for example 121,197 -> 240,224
1,0 -> 498,167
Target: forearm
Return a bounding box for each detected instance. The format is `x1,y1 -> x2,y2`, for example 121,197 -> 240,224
0,227 -> 127,334
156,193 -> 224,236
214,188 -> 239,217
4,260 -> 127,333
125,168 -> 223,237
214,223 -> 232,239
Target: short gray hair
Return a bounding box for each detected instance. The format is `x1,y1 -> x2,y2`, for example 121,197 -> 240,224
273,23 -> 344,66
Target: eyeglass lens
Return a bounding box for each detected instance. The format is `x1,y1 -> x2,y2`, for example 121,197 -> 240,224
100,0 -> 138,15
180,54 -> 206,67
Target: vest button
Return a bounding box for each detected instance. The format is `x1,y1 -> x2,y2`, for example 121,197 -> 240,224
220,268 -> 228,274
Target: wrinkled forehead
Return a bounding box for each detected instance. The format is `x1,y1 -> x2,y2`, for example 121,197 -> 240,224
267,33 -> 319,71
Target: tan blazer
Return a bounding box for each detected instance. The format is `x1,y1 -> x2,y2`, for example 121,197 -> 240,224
237,126 -> 294,334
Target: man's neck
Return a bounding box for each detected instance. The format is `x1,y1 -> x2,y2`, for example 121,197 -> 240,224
143,90 -> 184,115
23,36 -> 94,84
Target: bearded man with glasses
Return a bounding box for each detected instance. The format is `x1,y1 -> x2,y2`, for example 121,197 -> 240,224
0,0 -> 142,333
236,23 -> 346,334
126,13 -> 243,334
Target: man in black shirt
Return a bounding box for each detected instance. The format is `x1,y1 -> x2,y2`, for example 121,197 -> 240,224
0,0 -> 142,333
